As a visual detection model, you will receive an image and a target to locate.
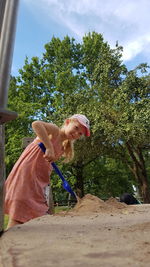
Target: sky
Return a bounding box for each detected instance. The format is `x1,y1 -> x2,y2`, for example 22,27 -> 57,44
11,0 -> 150,76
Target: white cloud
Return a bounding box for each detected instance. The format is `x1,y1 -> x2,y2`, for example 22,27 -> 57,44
22,0 -> 150,63
123,36 -> 150,61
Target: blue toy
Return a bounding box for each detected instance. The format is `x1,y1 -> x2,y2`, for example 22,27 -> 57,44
38,142 -> 77,199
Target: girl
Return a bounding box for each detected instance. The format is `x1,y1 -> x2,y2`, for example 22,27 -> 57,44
5,114 -> 90,229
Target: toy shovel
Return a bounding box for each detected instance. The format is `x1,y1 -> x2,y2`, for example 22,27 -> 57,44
38,142 -> 77,199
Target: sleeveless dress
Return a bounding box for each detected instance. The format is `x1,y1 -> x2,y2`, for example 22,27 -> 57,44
4,138 -> 63,223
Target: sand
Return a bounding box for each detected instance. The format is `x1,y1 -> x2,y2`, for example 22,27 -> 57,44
0,194 -> 150,267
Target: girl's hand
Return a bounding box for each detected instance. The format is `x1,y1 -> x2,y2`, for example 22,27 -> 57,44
43,148 -> 56,162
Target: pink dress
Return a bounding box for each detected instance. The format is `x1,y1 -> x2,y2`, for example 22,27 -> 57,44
5,138 -> 63,223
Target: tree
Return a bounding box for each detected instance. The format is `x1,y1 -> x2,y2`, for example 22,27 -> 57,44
113,66 -> 150,202
90,60 -> 150,202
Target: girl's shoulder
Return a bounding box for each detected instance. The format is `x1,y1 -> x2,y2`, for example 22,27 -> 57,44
44,122 -> 60,137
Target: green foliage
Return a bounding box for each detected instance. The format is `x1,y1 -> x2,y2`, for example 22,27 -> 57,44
83,157 -> 135,199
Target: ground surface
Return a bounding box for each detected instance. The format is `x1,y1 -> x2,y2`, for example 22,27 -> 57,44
0,194 -> 150,267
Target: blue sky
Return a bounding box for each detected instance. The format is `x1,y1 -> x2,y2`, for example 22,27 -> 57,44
12,0 -> 150,75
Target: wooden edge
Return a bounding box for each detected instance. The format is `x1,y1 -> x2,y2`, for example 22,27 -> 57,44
0,108 -> 18,124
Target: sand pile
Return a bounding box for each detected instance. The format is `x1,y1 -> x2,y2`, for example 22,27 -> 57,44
106,197 -> 127,209
67,194 -> 127,215
72,194 -> 107,214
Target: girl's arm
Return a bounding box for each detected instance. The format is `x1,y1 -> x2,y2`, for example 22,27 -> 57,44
32,121 -> 59,161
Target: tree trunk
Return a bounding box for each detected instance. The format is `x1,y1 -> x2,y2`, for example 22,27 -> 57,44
74,163 -> 84,198
126,142 -> 150,203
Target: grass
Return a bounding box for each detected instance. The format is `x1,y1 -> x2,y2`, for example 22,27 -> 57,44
4,214 -> 9,230
3,206 -> 71,230
55,206 -> 71,213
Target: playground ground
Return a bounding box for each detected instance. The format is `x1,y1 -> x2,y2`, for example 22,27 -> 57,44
0,194 -> 150,267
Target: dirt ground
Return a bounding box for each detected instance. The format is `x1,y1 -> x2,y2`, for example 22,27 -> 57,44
0,194 -> 150,267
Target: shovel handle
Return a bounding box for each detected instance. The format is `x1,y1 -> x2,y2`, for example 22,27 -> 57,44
38,142 -> 67,183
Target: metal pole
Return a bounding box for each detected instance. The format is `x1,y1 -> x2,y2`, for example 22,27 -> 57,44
0,5 -> 7,233
0,0 -> 19,234
0,0 -> 20,108
0,0 -> 6,35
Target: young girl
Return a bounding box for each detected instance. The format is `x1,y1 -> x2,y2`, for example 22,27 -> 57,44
5,114 -> 90,229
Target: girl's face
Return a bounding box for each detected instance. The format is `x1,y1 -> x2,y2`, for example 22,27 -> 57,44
64,119 -> 86,140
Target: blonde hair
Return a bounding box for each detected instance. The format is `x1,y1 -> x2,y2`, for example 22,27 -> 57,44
61,117 -> 84,162
62,139 -> 74,162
